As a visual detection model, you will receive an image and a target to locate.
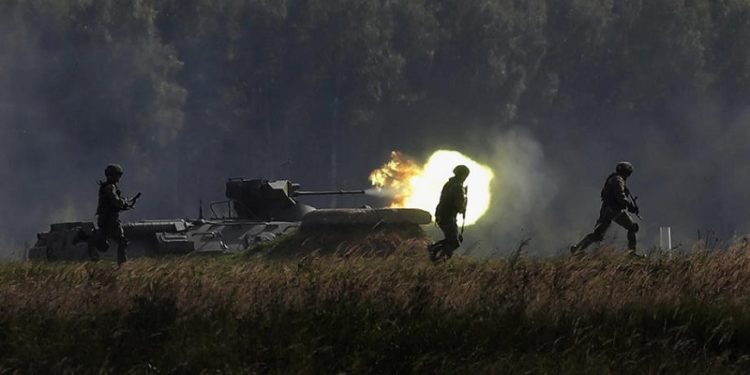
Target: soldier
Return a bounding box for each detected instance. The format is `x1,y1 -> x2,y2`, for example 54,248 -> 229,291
95,164 -> 134,265
570,161 -> 641,257
428,165 -> 469,261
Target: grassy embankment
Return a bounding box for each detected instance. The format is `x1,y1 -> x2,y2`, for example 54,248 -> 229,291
3,230 -> 750,373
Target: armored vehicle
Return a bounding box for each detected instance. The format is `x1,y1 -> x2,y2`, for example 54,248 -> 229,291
27,179 -> 431,261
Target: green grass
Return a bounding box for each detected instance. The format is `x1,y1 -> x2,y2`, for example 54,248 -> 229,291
3,241 -> 750,373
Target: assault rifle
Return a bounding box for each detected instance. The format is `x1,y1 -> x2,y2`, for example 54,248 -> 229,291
626,190 -> 642,221
126,192 -> 142,209
459,186 -> 467,243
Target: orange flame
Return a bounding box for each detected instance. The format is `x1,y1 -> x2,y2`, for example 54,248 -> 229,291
370,149 -> 494,226
368,151 -> 422,207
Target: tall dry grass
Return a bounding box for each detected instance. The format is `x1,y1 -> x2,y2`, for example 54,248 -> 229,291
2,240 -> 750,373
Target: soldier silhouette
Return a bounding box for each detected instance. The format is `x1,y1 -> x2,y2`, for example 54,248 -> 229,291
428,165 -> 469,262
571,161 -> 641,257
93,164 -> 136,265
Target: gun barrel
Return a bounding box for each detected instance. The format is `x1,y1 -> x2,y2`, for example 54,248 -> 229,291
294,190 -> 366,196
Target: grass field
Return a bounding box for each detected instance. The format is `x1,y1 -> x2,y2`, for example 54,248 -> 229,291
3,235 -> 750,373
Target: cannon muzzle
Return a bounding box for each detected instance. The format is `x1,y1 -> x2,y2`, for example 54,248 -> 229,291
293,190 -> 366,197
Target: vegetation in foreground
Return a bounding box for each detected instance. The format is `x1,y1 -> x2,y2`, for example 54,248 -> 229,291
3,241 -> 750,373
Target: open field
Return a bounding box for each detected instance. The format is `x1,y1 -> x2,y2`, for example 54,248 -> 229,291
3,241 -> 750,373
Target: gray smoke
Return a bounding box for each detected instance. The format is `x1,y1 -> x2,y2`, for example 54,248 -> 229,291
364,188 -> 396,199
437,129 -> 559,258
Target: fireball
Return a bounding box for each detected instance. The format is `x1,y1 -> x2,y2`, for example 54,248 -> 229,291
369,150 -> 494,225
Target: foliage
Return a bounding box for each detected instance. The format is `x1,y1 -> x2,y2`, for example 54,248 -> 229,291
3,246 -> 750,372
3,0 -> 750,183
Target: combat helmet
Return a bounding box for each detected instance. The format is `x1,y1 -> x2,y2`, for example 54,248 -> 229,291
105,164 -> 124,178
453,165 -> 470,179
615,161 -> 634,177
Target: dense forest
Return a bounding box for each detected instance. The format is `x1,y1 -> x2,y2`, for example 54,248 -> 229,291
2,0 -> 750,256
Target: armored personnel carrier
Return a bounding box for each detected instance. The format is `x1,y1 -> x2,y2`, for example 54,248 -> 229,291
27,179 -> 431,261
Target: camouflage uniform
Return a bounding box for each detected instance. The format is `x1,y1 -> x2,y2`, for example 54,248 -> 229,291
96,181 -> 130,265
573,172 -> 639,253
430,176 -> 467,260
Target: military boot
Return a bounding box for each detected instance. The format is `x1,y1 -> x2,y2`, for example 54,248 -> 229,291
427,243 -> 440,262
625,249 -> 644,259
570,245 -> 585,257
87,244 -> 100,261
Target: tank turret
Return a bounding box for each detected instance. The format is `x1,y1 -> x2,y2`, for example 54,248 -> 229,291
224,179 -> 365,221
